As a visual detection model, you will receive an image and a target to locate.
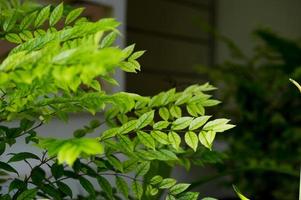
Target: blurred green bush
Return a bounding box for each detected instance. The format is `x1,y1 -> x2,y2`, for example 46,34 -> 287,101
198,29 -> 301,199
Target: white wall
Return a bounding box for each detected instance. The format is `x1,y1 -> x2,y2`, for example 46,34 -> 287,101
216,0 -> 301,62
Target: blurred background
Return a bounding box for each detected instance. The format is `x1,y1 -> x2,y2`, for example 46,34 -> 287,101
1,0 -> 301,199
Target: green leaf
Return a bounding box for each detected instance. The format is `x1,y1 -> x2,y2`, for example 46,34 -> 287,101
41,184 -> 61,199
172,117 -> 193,130
100,32 -> 118,48
175,93 -> 192,105
184,131 -> 198,151
201,99 -> 221,107
170,105 -> 182,118
100,127 -> 119,140
166,194 -> 176,200
233,185 -> 250,200
16,189 -> 37,200
120,61 -> 137,72
39,138 -> 103,166
151,131 -> 169,145
50,3 -> 64,26
8,152 -> 40,163
203,118 -> 235,132
199,131 -> 216,150
35,5 -> 51,27
97,176 -> 113,199
189,116 -> 211,130
178,192 -> 199,200
168,131 -> 181,150
132,180 -> 143,200
51,163 -> 64,179
136,110 -> 154,129
154,149 -> 178,161
119,120 -> 137,134
122,44 -> 135,58
116,176 -> 129,198
19,30 -> 33,41
135,161 -> 150,177
65,7 -> 85,25
3,13 -> 17,32
107,155 -> 123,172
170,183 -> 190,195
79,177 -> 95,197
186,104 -> 199,117
31,166 -> 45,185
137,131 -> 155,149
57,181 -> 72,197
20,11 -> 37,30
9,179 -> 26,192
123,159 -> 138,173
5,33 -> 22,44
153,121 -> 169,130
118,134 -> 134,152
159,178 -> 177,189
150,175 -> 163,185
159,107 -> 170,121
129,50 -> 145,60
0,161 -> 18,175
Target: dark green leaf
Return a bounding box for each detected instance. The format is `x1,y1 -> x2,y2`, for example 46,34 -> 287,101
9,179 -> 26,192
97,176 -> 113,199
31,167 -> 45,185
16,189 -> 37,200
50,3 -> 64,26
57,181 -> 72,197
35,5 -> 51,27
0,161 -> 18,175
79,177 -> 95,197
116,176 -> 129,198
107,155 -> 123,172
51,163 -> 64,179
8,152 -> 40,163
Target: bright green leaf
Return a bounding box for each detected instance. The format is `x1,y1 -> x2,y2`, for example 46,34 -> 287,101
184,131 -> 198,151
137,131 -> 156,149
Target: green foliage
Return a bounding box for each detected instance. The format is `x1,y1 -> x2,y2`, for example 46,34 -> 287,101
0,1 -> 234,199
198,29 -> 301,199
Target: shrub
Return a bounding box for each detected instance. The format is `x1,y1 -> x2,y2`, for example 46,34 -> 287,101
198,29 -> 301,199
0,1 -> 234,199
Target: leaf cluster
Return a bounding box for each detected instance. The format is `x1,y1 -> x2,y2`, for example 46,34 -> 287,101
0,1 -> 234,199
